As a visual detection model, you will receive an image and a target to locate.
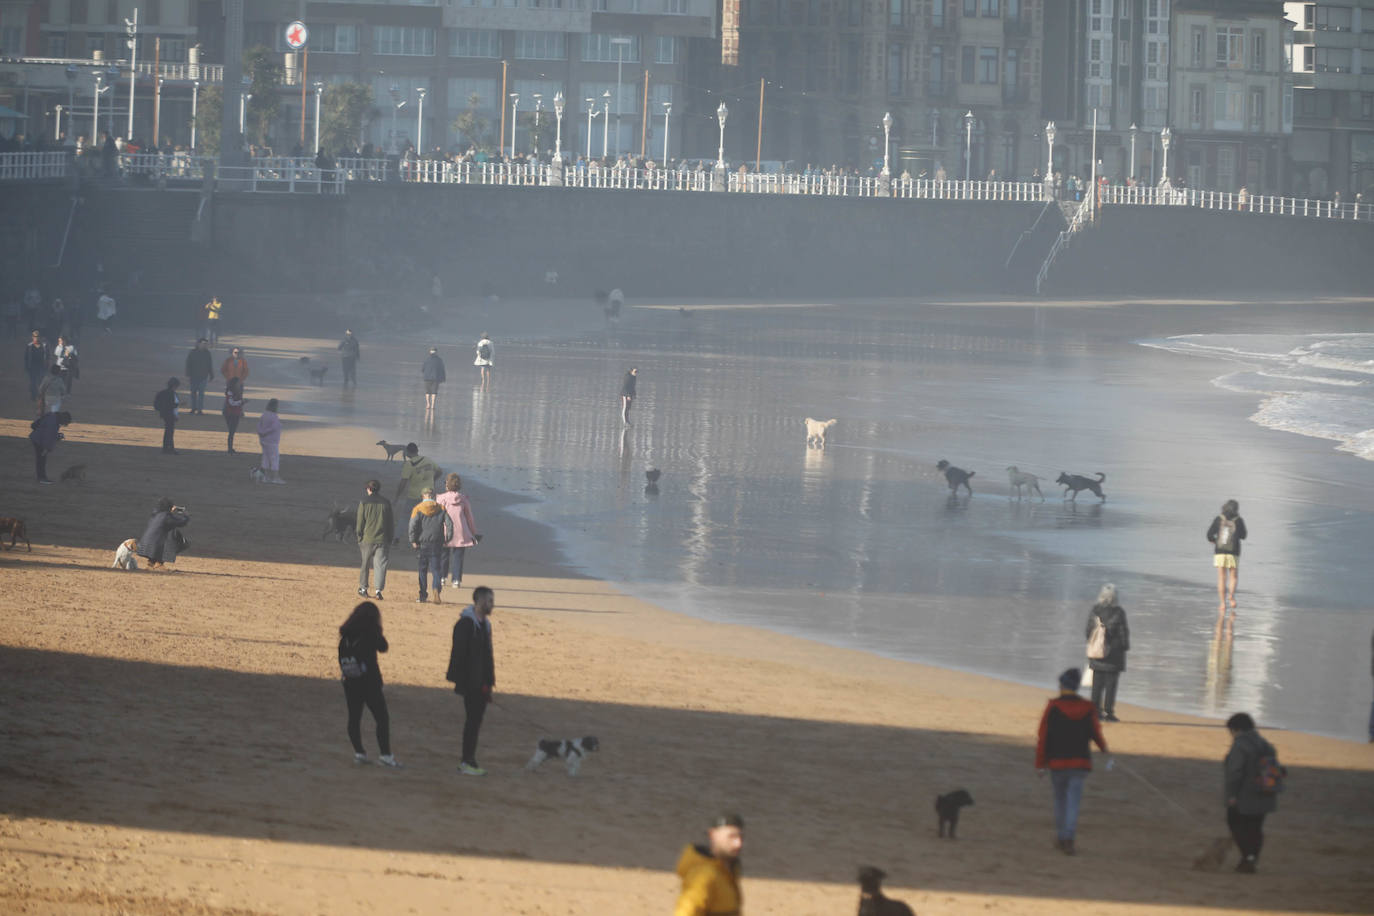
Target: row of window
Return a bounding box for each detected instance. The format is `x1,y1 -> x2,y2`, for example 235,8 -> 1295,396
1186,25 -> 1271,72
1301,46 -> 1361,74
1187,84 -> 1269,132
744,0 -> 1024,29
244,23 -> 681,62
453,0 -> 690,11
41,32 -> 189,60
1299,5 -> 1374,33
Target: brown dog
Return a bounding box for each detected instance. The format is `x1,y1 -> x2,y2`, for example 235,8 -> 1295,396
0,517 -> 32,551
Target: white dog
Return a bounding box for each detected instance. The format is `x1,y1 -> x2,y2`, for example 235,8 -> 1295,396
805,417 -> 838,448
111,538 -> 139,570
525,736 -> 599,776
249,466 -> 267,484
1006,466 -> 1045,500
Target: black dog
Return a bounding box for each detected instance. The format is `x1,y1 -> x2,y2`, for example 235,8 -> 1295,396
936,459 -> 975,495
323,504 -> 357,541
935,788 -> 975,838
857,866 -> 915,916
1056,471 -> 1107,501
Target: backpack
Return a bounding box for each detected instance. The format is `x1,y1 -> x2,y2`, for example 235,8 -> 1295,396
1086,614 -> 1109,660
479,342 -> 491,360
1255,753 -> 1287,795
1216,515 -> 1238,550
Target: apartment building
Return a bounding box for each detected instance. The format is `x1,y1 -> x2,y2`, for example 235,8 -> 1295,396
1284,0 -> 1374,197
729,0 -> 1044,177
1167,0 -> 1291,191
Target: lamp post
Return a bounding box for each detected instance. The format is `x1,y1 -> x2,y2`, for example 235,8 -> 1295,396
389,85 -> 402,155
125,8 -> 137,140
585,97 -> 598,159
1159,126 -> 1172,188
312,81 -> 322,154
601,90 -> 610,158
713,99 -> 728,191
106,69 -> 119,136
416,86 -> 426,154
54,105 -> 63,142
191,80 -> 199,150
532,92 -> 541,156
610,36 -> 631,158
1128,122 -> 1137,182
553,91 -> 564,160
878,110 -> 893,197
963,109 -> 974,182
662,101 -> 671,163
93,72 -> 106,139
1044,120 -> 1056,196
154,76 -> 163,146
240,91 -> 251,136
509,92 -> 519,159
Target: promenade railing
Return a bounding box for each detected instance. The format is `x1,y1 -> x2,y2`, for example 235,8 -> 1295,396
1099,184 -> 1371,220
0,150 -> 70,180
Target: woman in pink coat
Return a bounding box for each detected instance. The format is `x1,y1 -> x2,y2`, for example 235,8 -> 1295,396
256,398 -> 284,484
436,472 -> 479,587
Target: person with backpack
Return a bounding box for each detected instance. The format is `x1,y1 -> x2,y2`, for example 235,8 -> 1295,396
153,377 -> 181,454
29,410 -> 72,484
1084,583 -> 1130,722
473,333 -> 494,389
338,601 -> 401,767
1223,712 -> 1282,873
1207,499 -> 1248,623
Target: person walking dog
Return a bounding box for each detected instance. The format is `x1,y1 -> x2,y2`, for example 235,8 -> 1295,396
1035,668 -> 1110,855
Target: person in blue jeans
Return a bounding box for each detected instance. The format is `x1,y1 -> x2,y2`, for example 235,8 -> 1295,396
1035,668 -> 1110,854
184,337 -> 215,415
407,486 -> 453,604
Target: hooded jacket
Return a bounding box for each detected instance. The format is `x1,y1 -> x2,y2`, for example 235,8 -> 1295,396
1224,729 -> 1279,816
1085,603 -> 1130,673
1035,692 -> 1108,771
408,498 -> 453,546
674,845 -> 741,916
446,605 -> 495,695
356,493 -> 394,545
436,490 -> 478,548
1206,513 -> 1248,556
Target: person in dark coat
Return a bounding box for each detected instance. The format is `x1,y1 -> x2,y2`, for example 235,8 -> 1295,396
153,377 -> 181,454
1223,712 -> 1280,873
1085,582 -> 1130,722
337,601 -> 400,767
421,347 -> 446,411
1207,499 -> 1248,623
29,410 -> 71,484
184,338 -> 215,415
338,329 -> 360,388
620,366 -> 637,426
24,329 -> 48,401
137,497 -> 189,569
446,586 -> 496,776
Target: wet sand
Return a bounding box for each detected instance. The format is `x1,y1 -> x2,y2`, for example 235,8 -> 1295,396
1,304 -> 1372,914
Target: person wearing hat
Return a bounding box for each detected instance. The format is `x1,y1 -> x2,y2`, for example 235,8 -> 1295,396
1034,668 -> 1109,855
674,813 -> 744,916
421,347 -> 447,411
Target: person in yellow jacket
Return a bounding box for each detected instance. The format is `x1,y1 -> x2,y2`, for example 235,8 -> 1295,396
674,813 -> 744,916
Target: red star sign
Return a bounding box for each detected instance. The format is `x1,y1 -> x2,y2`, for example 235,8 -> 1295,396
287,24 -> 305,47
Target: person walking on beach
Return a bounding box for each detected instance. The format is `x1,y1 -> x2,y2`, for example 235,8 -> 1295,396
474,333 -> 494,390
409,486 -> 453,604
446,586 -> 496,776
52,336 -> 78,393
338,329 -> 360,388
203,296 -> 223,345
393,443 -> 440,541
221,347 -> 249,387
29,410 -> 72,485
1034,668 -> 1109,855
436,472 -> 480,589
1223,712 -> 1282,873
338,601 -> 401,767
1207,499 -> 1248,623
37,365 -> 67,416
137,497 -> 189,570
222,377 -> 244,453
96,290 -> 116,334
256,398 -> 285,484
422,347 -> 446,411
674,813 -> 745,916
153,377 -> 181,454
24,330 -> 48,401
620,366 -> 638,426
357,479 -> 393,600
1085,583 -> 1130,722
185,338 -> 215,415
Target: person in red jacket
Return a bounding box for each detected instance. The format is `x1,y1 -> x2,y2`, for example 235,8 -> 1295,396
1035,668 -> 1109,854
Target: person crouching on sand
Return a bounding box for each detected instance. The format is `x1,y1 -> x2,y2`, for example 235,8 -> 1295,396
674,813 -> 744,916
338,601 -> 401,768
1207,499 -> 1247,624
137,497 -> 189,570
1035,668 -> 1109,855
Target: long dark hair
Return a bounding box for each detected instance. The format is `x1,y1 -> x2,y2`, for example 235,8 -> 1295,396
340,601 -> 382,639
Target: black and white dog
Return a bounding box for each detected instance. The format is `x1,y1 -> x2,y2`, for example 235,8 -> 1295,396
524,736 -> 600,776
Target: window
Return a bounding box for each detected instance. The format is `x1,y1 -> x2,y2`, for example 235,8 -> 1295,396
1089,38 -> 1102,77
1087,83 -> 1102,108
1190,85 -> 1204,127
1191,26 -> 1205,68
963,0 -> 976,17
848,0 -> 862,26
451,28 -> 499,57
450,78 -> 498,112
1215,26 -> 1243,69
929,44 -> 944,92
1314,5 -> 1353,31
654,35 -> 678,64
979,46 -> 998,82
1144,85 -> 1161,110
46,34 -> 67,57
1250,30 -> 1265,71
1006,0 -> 1020,22
581,81 -> 638,116
0,25 -> 21,56
890,0 -> 904,26
664,0 -> 687,12
516,31 -> 566,59
1213,85 -> 1243,128
315,24 -> 360,54
593,0 -> 607,8
582,33 -> 639,63
71,0 -> 88,24
1145,40 -> 1161,79
1004,46 -> 1019,94
932,0 -> 945,28
1314,47 -> 1352,72
144,0 -> 161,25
981,0 -> 999,16
1248,87 -> 1264,131
846,39 -> 860,93
1090,0 -> 1102,31
1363,93 -> 1374,120
374,26 -> 434,55
159,37 -> 188,61
1303,45 -> 1314,71
887,42 -> 904,95
961,45 -> 975,82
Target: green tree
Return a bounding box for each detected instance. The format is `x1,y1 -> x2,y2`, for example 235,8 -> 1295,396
451,93 -> 492,152
242,45 -> 283,148
192,84 -> 223,155
520,110 -> 555,158
318,82 -> 374,156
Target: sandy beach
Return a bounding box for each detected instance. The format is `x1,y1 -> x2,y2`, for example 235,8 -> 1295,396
2,301 -> 1373,915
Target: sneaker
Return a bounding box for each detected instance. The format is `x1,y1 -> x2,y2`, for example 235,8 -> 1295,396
416,595 -> 428,603
354,752 -> 370,765
378,754 -> 403,768
1235,857 -> 1256,874
458,762 -> 487,777
1103,713 -> 1121,723
1061,839 -> 1076,855
37,479 -> 54,485
374,591 -> 383,601
357,587 -> 370,598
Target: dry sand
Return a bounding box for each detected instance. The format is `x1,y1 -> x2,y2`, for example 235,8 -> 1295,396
1,325 -> 1372,915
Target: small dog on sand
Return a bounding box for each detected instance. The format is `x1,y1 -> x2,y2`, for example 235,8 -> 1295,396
936,460 -> 975,495
935,789 -> 975,838
1006,466 -> 1043,500
112,538 -> 139,570
805,417 -> 838,448
376,440 -> 407,462
856,866 -> 915,916
525,736 -> 599,776
1057,471 -> 1107,501
60,464 -> 87,484
308,365 -> 328,385
323,504 -> 357,541
0,517 -> 31,551
249,466 -> 267,484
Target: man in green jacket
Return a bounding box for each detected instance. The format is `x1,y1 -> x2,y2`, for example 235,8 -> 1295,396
356,479 -> 394,600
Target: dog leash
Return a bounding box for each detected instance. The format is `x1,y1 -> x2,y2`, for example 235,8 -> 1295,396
488,697 -> 559,736
1114,759 -> 1206,827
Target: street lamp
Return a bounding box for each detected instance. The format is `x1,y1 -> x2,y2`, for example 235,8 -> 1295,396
1160,126 -> 1172,188
881,111 -> 893,178
312,81 -> 323,154
240,91 -> 252,136
191,80 -> 200,150
601,90 -> 611,158
389,85 -> 404,155
416,86 -> 427,154
716,99 -> 728,170
532,92 -> 542,156
662,101 -> 671,163
1045,120 -> 1056,193
54,104 -> 63,142
1128,123 -> 1137,182
125,9 -> 138,140
963,110 -> 974,181
106,68 -> 119,136
154,76 -> 163,147
509,92 -> 519,159
610,36 -> 632,157
553,90 -> 564,161
585,97 -> 599,159
93,72 -> 107,139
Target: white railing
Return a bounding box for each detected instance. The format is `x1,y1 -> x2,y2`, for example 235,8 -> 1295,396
132,60 -> 225,82
214,162 -> 344,194
0,151 -> 71,180
1099,184 -> 1372,221
119,151 -> 215,180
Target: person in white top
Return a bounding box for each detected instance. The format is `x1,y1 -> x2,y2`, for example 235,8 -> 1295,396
53,337 -> 78,392
97,291 -> 117,334
473,334 -> 494,390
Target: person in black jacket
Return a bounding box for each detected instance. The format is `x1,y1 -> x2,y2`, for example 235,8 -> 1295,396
1207,499 -> 1248,624
29,410 -> 72,484
184,338 -> 214,415
446,586 -> 496,776
153,377 -> 181,454
137,497 -> 189,569
338,601 -> 400,767
338,329 -> 360,388
24,329 -> 48,400
1085,583 -> 1130,722
620,366 -> 637,426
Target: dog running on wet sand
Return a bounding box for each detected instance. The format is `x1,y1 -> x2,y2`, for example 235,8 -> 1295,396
1057,471 -> 1107,501
936,460 -> 975,495
1006,466 -> 1043,500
